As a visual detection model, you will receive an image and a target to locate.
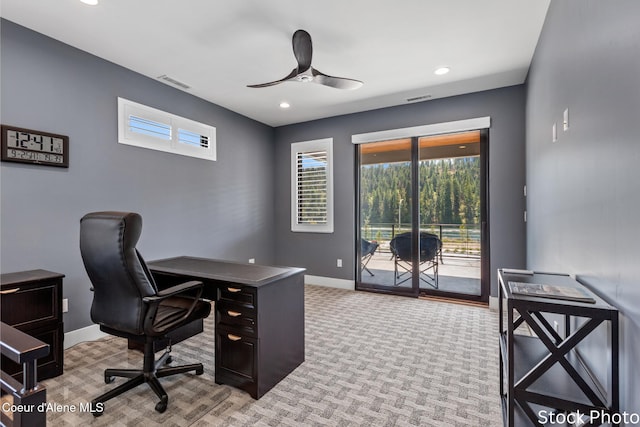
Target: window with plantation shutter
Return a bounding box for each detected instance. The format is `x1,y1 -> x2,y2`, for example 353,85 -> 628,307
118,97 -> 216,161
291,138 -> 334,233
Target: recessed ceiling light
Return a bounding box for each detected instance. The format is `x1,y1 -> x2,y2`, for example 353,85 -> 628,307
434,67 -> 450,75
459,145 -> 466,149
280,102 -> 290,109
80,0 -> 99,5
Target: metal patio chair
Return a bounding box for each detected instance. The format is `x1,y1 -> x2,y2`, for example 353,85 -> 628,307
361,238 -> 379,276
389,232 -> 442,289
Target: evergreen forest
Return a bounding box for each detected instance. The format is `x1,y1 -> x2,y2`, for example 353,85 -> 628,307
360,157 -> 480,228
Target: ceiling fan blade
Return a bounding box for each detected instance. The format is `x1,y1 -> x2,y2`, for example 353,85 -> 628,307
311,68 -> 363,90
247,30 -> 362,90
247,68 -> 299,88
292,29 -> 312,73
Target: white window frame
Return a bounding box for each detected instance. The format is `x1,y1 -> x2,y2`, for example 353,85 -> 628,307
117,97 -> 216,161
291,138 -> 334,233
351,117 -> 490,144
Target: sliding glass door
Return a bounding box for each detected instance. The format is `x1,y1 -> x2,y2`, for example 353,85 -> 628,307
358,138 -> 417,296
356,130 -> 489,303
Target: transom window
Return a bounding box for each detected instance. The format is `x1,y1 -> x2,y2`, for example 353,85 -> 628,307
117,97 -> 216,161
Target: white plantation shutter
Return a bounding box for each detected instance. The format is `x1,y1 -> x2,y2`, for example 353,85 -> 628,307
291,139 -> 333,233
178,128 -> 210,148
297,150 -> 328,224
129,116 -> 171,140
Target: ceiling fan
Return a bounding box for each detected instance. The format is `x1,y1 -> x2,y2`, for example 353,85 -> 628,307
247,29 -> 363,90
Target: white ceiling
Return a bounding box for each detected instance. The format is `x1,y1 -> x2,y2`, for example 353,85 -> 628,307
1,0 -> 550,127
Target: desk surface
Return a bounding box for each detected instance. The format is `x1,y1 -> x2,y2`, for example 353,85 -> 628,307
147,256 -> 305,287
1,269 -> 65,287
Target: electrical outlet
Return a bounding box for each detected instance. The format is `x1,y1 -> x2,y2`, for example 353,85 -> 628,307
62,298 -> 69,313
337,259 -> 343,268
248,258 -> 255,264
563,108 -> 569,131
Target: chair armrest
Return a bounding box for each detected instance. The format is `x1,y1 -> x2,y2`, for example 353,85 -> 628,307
142,281 -> 205,335
143,280 -> 203,302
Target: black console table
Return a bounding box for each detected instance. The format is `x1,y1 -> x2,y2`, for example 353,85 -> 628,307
147,256 -> 305,399
498,269 -> 619,427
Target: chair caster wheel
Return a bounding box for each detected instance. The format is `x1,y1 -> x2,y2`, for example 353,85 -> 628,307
155,399 -> 168,413
165,356 -> 172,364
105,375 -> 115,384
91,401 -> 104,417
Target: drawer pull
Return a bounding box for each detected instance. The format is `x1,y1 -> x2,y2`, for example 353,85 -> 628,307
227,287 -> 242,293
0,288 -> 20,294
227,334 -> 242,341
227,310 -> 242,317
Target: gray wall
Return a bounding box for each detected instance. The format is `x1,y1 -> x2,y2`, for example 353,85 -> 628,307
525,0 -> 640,413
274,85 -> 527,296
0,20 -> 275,331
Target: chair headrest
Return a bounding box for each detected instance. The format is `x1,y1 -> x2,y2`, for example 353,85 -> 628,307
80,211 -> 142,248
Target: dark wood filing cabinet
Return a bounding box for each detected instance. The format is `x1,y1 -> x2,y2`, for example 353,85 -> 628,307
148,256 -> 305,399
1,269 -> 65,381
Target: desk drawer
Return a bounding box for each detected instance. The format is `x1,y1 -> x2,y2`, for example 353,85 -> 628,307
1,282 -> 60,329
218,285 -> 255,308
216,301 -> 256,335
216,328 -> 257,381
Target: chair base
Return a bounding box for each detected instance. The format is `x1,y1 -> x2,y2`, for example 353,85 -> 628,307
393,261 -> 439,289
92,342 -> 204,416
362,265 -> 375,276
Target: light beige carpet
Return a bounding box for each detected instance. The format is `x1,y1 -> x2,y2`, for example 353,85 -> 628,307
38,285 -> 501,426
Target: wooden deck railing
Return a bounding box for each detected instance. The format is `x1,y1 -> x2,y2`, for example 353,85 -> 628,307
1,321 -> 49,427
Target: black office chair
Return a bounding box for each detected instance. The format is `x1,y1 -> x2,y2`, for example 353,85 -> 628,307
389,231 -> 442,289
361,238 -> 379,276
79,211 -> 211,416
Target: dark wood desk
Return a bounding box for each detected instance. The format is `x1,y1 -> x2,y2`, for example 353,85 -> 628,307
147,256 -> 305,399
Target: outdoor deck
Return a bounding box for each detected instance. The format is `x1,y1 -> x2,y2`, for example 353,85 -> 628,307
361,249 -> 481,296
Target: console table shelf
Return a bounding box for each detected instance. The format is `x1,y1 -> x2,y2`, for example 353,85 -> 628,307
498,269 -> 619,427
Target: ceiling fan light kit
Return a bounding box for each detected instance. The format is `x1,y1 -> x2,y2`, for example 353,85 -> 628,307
248,29 -> 363,90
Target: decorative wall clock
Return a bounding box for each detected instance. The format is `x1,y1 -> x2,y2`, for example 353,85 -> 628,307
1,125 -> 69,168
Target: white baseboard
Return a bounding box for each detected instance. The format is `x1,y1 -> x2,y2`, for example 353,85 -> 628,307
64,324 -> 109,349
305,275 -> 355,290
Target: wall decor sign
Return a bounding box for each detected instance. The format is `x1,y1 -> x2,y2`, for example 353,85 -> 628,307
1,125 -> 69,168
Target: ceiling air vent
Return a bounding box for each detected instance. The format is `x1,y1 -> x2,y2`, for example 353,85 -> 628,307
157,75 -> 191,90
406,94 -> 431,103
